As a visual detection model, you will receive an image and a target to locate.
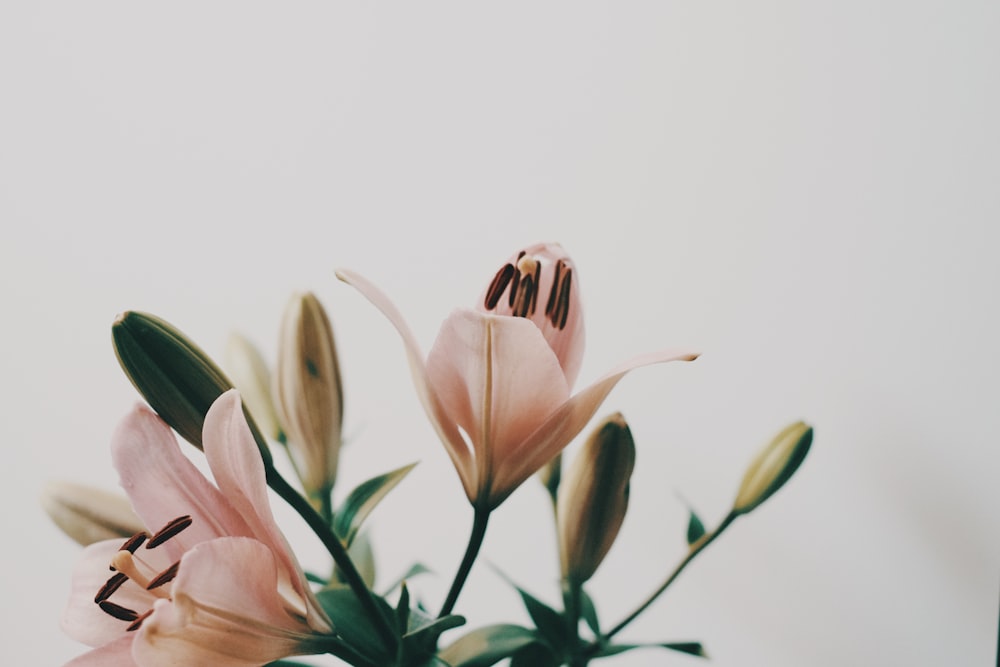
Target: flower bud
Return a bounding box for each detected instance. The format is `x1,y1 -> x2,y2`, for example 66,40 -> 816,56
112,311 -> 272,466
225,333 -> 283,442
273,292 -> 343,497
478,242 -> 585,387
557,413 -> 635,583
733,421 -> 813,515
41,481 -> 144,546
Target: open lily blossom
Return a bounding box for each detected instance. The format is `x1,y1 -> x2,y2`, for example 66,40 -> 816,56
337,243 -> 698,509
61,390 -> 334,667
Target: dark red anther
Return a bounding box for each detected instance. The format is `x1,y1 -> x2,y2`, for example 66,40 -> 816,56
95,573 -> 129,603
147,515 -> 193,549
147,561 -> 180,590
99,600 -> 139,622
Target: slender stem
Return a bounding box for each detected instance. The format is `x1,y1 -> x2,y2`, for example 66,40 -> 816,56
266,467 -> 397,650
591,512 -> 738,651
439,506 -> 491,617
563,578 -> 586,667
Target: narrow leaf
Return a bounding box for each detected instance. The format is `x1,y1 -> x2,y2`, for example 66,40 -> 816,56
595,641 -> 707,658
438,624 -> 540,667
382,562 -> 433,595
686,509 -> 706,545
334,462 -> 418,547
492,567 -> 567,650
579,588 -> 600,636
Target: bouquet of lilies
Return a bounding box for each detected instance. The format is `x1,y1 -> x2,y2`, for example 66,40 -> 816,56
44,242 -> 812,667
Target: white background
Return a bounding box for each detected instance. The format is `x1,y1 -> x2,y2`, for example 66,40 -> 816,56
2,2 -> 998,666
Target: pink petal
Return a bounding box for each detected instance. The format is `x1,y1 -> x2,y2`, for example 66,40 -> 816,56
132,538 -> 325,667
337,269 -> 476,498
426,310 -> 569,497
64,635 -> 137,667
489,348 -> 699,506
62,540 -> 153,647
111,405 -> 251,559
201,391 -> 325,629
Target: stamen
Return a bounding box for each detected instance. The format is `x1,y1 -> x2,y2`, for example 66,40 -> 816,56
529,261 -> 541,315
545,260 -> 565,317
99,600 -> 139,622
111,531 -> 148,570
549,268 -> 573,329
147,561 -> 180,590
95,573 -> 129,603
147,515 -> 193,549
126,609 -> 153,632
484,263 -> 515,310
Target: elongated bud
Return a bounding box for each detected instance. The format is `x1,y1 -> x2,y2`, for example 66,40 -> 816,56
225,333 -> 283,442
557,413 -> 635,583
112,311 -> 272,466
733,422 -> 813,515
273,292 -> 343,497
478,242 -> 585,387
41,481 -> 144,546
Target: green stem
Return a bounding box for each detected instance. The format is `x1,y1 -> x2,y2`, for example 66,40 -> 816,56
266,467 -> 397,651
563,578 -> 586,667
438,506 -> 491,617
589,512 -> 738,652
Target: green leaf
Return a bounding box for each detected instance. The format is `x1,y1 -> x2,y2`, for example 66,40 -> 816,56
492,568 -> 567,651
686,509 -> 707,545
401,613 -> 467,661
579,588 -> 600,636
396,582 -> 411,633
509,641 -> 559,667
438,624 -> 540,667
316,587 -> 397,663
334,462 -> 418,547
594,641 -> 707,659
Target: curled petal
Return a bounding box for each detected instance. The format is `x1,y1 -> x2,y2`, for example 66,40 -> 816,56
489,348 -> 699,507
337,269 -> 476,498
202,390 -> 328,631
133,538 -> 328,667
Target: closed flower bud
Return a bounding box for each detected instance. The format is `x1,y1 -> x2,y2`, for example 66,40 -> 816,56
273,292 -> 343,497
225,333 -> 283,442
733,421 -> 813,515
557,413 -> 635,583
41,481 -> 144,546
112,311 -> 272,466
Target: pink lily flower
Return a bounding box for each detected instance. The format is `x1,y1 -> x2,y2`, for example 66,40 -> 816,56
61,390 -> 334,667
338,242 -> 698,510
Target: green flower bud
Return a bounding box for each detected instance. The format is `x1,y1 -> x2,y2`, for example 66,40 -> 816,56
273,292 -> 343,497
41,481 -> 144,546
733,421 -> 813,515
225,332 -> 283,442
557,413 -> 635,583
112,311 -> 272,466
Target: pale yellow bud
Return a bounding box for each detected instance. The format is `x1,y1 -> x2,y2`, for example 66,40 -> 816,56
41,481 -> 144,546
557,413 -> 635,583
274,292 -> 343,496
733,421 -> 813,515
225,333 -> 283,442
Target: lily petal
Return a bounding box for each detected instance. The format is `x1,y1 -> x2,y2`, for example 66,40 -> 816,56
64,635 -> 137,667
62,540 -> 149,647
202,390 -> 329,631
426,310 -> 569,498
490,348 -> 700,506
133,538 -> 326,667
111,405 -> 250,560
337,269 -> 476,497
